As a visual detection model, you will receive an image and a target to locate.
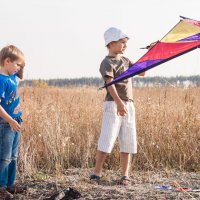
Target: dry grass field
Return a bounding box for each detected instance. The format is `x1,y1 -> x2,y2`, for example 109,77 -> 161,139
15,86 -> 200,199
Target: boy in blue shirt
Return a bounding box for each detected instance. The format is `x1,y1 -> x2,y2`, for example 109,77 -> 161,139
0,45 -> 25,199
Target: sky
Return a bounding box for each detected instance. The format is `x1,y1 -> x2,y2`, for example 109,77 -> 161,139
0,0 -> 200,80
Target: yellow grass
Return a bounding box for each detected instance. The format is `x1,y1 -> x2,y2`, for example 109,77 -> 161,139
18,86 -> 200,176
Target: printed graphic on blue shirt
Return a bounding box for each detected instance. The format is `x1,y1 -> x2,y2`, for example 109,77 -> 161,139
0,74 -> 22,118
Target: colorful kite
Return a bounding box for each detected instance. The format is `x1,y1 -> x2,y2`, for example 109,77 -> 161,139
103,16 -> 200,88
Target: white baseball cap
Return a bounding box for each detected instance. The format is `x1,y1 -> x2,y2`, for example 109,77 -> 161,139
104,27 -> 129,46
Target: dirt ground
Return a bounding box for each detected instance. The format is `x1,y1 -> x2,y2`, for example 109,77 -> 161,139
10,169 -> 200,200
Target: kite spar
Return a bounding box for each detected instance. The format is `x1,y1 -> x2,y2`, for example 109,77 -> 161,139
103,16 -> 200,88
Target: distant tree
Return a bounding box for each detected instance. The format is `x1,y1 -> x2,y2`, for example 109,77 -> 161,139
32,79 -> 48,88
19,76 -> 200,88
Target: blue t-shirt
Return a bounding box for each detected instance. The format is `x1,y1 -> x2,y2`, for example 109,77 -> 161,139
0,74 -> 22,118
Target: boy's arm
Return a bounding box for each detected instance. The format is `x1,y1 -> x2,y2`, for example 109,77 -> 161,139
16,65 -> 25,80
106,77 -> 128,116
0,105 -> 21,131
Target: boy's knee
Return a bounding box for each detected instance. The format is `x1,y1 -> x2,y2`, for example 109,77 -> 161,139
0,159 -> 11,166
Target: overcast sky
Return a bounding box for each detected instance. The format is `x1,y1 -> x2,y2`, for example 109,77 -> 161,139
0,0 -> 200,79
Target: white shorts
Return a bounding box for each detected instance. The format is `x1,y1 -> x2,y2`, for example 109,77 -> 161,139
97,101 -> 137,154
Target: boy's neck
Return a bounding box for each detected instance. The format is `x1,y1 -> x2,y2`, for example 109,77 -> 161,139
108,52 -> 121,59
0,67 -> 9,76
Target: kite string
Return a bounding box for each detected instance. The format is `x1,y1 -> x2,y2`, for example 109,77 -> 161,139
161,78 -> 176,88
160,47 -> 200,88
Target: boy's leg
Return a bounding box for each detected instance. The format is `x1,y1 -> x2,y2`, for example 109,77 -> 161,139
0,161 -> 9,188
0,163 -> 14,199
91,101 -> 121,180
120,152 -> 131,177
7,132 -> 20,187
95,102 -> 121,176
0,123 -> 15,188
7,160 -> 17,188
118,102 -> 136,184
93,150 -> 107,176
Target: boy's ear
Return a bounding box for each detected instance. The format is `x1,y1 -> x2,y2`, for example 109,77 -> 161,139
4,57 -> 11,65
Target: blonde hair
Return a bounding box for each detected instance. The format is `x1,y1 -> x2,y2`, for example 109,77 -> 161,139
0,45 -> 24,66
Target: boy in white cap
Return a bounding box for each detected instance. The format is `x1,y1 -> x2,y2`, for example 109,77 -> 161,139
90,27 -> 145,185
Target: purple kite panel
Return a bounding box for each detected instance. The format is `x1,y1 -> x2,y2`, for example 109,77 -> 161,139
179,33 -> 200,41
109,59 -> 162,85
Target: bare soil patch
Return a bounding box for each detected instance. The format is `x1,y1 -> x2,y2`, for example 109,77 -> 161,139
10,169 -> 200,200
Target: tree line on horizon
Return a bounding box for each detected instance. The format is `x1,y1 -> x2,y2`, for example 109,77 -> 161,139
19,75 -> 200,88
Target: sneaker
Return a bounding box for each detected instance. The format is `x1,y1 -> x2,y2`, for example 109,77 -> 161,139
90,174 -> 101,184
0,187 -> 14,199
7,184 -> 27,194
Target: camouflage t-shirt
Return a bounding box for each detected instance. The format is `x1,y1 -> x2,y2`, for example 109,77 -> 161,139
99,55 -> 133,101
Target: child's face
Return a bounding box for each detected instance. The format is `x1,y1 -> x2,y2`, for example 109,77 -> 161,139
109,38 -> 128,54
5,58 -> 25,75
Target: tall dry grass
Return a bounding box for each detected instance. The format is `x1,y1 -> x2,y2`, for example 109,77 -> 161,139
134,87 -> 200,171
18,86 -> 200,177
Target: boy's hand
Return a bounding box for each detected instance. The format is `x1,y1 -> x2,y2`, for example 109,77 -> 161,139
8,119 -> 21,132
117,101 -> 128,116
105,77 -> 128,116
138,71 -> 145,76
